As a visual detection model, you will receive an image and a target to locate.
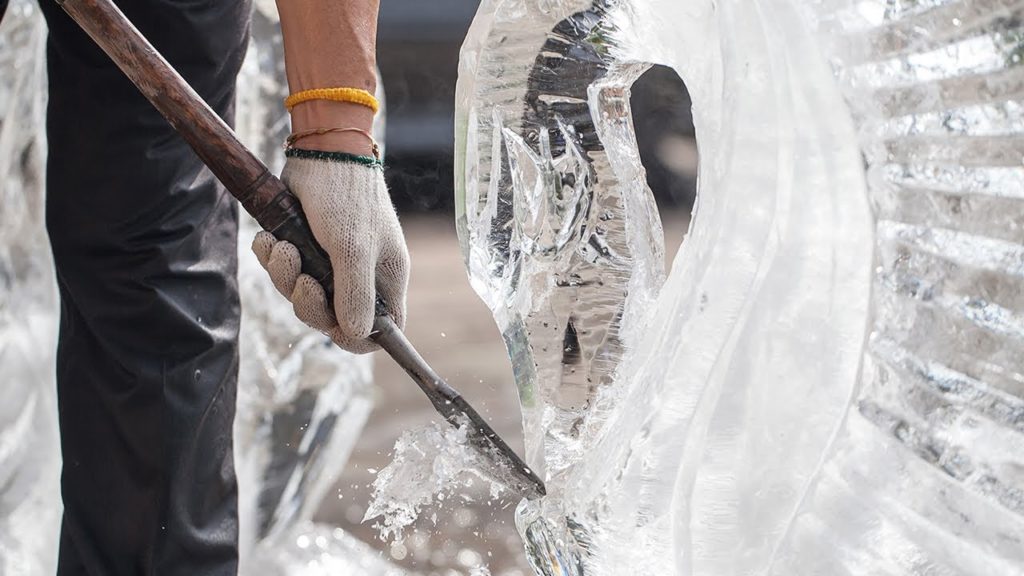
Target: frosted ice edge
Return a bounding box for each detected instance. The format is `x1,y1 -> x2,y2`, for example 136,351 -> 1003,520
455,0 -> 667,483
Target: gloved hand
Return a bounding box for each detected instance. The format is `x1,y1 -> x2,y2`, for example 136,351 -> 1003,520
252,153 -> 409,354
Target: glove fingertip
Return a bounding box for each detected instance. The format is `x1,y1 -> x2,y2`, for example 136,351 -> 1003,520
331,281 -> 376,344
291,274 -> 337,333
268,241 -> 303,298
329,325 -> 381,355
252,231 -> 276,268
328,296 -> 379,354
376,261 -> 410,331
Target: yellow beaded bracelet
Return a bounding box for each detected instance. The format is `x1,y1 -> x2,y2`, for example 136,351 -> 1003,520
284,87 -> 380,114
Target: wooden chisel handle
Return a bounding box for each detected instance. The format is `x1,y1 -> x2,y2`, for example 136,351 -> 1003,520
55,0 -> 337,300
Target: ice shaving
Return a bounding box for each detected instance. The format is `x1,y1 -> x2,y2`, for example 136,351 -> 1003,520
364,416 -> 527,543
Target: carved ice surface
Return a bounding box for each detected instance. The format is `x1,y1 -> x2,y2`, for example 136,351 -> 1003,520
457,1 -> 1023,575
456,7 -> 670,568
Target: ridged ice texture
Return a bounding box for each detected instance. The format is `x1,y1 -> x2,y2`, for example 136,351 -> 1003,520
457,0 -> 1023,575
0,2 -> 61,574
763,2 -> 1024,574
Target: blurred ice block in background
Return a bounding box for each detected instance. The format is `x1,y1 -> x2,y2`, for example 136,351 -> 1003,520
0,2 -> 61,574
456,0 -> 1023,574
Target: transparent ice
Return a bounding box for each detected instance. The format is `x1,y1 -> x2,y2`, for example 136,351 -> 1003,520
0,1 -> 401,574
456,1 -> 1024,575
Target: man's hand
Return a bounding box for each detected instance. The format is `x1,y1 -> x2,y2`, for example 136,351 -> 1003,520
252,156 -> 409,354
267,0 -> 400,352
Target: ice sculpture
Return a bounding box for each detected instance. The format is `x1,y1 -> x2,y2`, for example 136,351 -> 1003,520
456,1 -> 1023,575
0,2 -> 61,574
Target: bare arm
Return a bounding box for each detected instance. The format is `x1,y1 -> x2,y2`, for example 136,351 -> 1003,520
275,0 -> 380,156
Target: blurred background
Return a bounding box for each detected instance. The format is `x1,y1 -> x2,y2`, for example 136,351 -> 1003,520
319,1 -> 699,574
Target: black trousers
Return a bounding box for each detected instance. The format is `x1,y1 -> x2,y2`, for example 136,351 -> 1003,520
37,1 -> 251,573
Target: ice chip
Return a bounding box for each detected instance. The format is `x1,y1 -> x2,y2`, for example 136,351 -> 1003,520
363,420 -> 515,543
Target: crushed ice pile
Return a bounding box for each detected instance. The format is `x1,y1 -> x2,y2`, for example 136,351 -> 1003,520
455,0 -> 1024,575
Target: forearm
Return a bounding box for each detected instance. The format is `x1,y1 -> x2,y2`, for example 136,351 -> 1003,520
276,0 -> 380,155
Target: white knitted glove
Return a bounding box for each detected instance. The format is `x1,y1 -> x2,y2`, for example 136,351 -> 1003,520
252,153 -> 409,354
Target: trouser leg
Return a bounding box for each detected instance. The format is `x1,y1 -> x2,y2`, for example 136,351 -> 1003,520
37,0 -> 252,573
